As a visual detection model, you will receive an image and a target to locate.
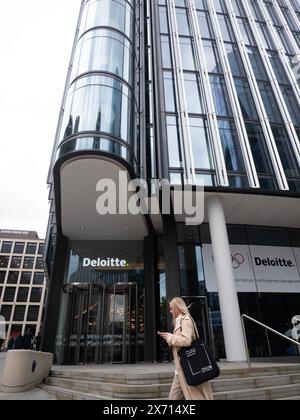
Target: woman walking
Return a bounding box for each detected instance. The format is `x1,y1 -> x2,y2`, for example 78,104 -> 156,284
158,297 -> 214,400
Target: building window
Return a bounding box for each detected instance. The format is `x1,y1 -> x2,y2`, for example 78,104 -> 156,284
10,257 -> 22,269
38,243 -> 44,255
32,273 -> 44,285
10,324 -> 22,338
7,271 -> 19,285
61,75 -> 132,144
17,287 -> 29,303
30,288 -> 42,303
0,305 -> 12,322
190,118 -> 214,170
167,116 -> 182,168
0,256 -> 9,269
1,241 -> 13,253
27,306 -> 39,322
35,258 -> 44,270
13,306 -> 26,322
3,287 -> 16,302
25,243 -> 37,255
23,257 -> 34,269
20,272 -> 32,285
13,242 -> 25,254
0,271 -> 5,284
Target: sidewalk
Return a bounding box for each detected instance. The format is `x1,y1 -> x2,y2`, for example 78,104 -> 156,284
0,352 -> 56,400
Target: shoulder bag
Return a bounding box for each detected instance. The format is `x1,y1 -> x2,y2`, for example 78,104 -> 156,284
178,317 -> 220,386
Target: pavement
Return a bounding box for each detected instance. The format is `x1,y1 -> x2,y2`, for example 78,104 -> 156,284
0,352 -> 56,400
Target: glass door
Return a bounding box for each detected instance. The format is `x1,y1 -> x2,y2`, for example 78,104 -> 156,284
182,296 -> 214,352
64,285 -> 103,365
101,283 -> 137,363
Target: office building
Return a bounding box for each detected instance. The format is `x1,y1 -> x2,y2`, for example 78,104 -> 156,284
0,230 -> 46,347
44,0 -> 300,364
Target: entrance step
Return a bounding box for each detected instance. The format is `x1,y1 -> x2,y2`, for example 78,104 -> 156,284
42,363 -> 300,400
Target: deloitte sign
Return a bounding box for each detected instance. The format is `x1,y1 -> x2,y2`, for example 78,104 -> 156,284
83,258 -> 128,268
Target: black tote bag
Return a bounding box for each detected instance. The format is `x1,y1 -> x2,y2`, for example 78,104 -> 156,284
178,319 -> 220,386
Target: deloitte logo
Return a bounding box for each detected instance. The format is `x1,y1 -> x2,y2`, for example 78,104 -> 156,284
83,258 -> 128,268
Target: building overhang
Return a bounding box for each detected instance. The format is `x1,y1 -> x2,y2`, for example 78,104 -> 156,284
203,191 -> 300,229
54,155 -> 148,241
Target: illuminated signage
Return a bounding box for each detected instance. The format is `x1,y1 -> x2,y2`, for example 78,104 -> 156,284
83,258 -> 128,268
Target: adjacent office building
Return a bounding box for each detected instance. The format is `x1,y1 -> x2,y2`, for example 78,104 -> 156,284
44,0 -> 300,365
0,230 -> 46,346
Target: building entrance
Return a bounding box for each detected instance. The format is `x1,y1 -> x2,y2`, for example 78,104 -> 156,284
62,283 -> 138,365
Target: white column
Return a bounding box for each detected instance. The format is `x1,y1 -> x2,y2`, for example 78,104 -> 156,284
207,195 -> 247,362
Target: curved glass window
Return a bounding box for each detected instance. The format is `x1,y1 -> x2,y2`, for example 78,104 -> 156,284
72,29 -> 133,85
61,75 -> 132,144
80,0 -> 134,39
58,136 -> 135,166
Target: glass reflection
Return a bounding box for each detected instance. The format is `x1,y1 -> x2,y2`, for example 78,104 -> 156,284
72,29 -> 133,84
61,75 -> 132,143
80,0 -> 134,39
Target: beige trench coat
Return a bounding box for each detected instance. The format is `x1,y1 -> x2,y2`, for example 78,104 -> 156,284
166,314 -> 214,400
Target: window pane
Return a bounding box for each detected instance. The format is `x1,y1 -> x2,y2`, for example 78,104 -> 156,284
0,256 -> 9,269
17,288 -> 29,303
35,258 -> 44,270
0,305 -> 12,322
27,306 -> 39,322
7,271 -> 19,284
3,287 -> 16,302
26,243 -> 37,255
0,272 -> 5,283
189,118 -> 214,170
234,79 -> 258,120
210,75 -> 232,117
32,273 -> 44,285
218,120 -> 245,172
38,243 -> 44,256
163,72 -> 176,112
1,242 -> 13,253
13,242 -> 25,254
23,257 -> 34,269
167,116 -> 182,168
10,257 -> 22,269
13,306 -> 26,322
30,288 -> 42,303
184,73 -> 203,114
20,272 -> 32,285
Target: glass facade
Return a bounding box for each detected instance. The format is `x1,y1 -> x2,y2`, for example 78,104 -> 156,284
158,0 -> 300,191
155,224 -> 300,361
57,0 -> 138,170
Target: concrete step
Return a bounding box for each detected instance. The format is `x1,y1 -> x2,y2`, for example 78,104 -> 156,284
39,383 -> 169,401
38,384 -> 111,400
277,396 -> 300,400
216,365 -> 300,380
212,373 -> 300,392
50,369 -> 173,385
44,364 -> 300,400
215,383 -> 300,400
45,376 -> 170,399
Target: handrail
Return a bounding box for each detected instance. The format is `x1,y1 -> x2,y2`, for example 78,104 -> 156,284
241,314 -> 300,368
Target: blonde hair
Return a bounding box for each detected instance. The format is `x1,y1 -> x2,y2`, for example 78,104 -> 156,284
169,297 -> 192,323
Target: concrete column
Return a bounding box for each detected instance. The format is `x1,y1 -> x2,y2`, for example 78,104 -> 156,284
207,195 -> 247,362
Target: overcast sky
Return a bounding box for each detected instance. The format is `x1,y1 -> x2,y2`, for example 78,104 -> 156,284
0,0 -> 82,238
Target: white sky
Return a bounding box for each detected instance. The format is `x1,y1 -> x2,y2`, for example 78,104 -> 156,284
0,0 -> 82,238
